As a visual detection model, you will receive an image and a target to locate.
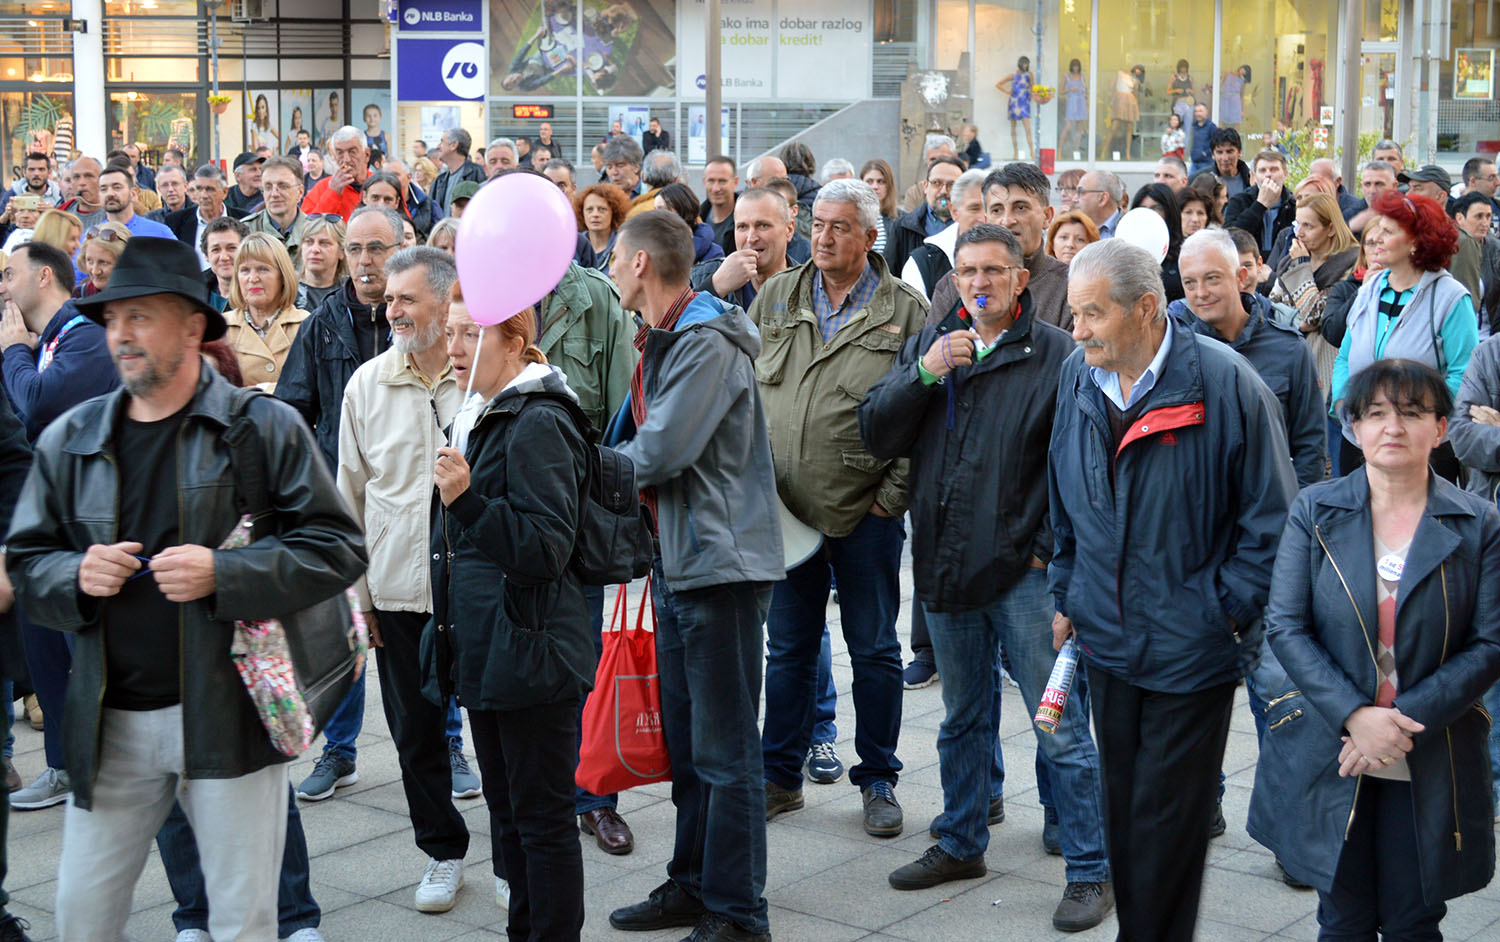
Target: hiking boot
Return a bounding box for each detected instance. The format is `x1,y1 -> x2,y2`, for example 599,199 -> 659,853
805,741 -> 844,784
9,767 -> 69,810
862,781 -> 903,837
609,879 -> 706,931
764,780 -> 804,821
296,752 -> 358,801
888,845 -> 988,890
902,660 -> 939,689
1053,881 -> 1114,932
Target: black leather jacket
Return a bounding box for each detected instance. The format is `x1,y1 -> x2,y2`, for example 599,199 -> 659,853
4,366 -> 367,809
1248,472 -> 1500,900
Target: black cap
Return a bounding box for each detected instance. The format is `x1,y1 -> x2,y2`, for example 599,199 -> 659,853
72,237 -> 227,341
233,151 -> 267,171
1397,165 -> 1453,191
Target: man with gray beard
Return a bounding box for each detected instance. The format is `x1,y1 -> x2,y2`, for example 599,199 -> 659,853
333,245 -> 475,912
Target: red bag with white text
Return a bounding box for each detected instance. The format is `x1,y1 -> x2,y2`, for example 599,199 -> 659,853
576,580 -> 672,794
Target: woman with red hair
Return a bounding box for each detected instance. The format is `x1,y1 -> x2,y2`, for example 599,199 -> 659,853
1330,191 -> 1478,477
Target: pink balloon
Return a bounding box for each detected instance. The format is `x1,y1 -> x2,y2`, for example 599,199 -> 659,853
454,173 -> 576,326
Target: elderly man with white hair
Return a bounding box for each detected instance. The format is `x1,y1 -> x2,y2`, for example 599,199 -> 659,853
483,138 -> 518,178
1307,157 -> 1364,222
744,154 -> 786,188
1050,238 -> 1295,941
819,158 -> 855,184
750,179 -> 930,840
302,125 -> 373,221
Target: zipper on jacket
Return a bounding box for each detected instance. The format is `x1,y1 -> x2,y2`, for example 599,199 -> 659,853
1265,690 -> 1301,710
1316,524 -> 1378,841
1438,563 -> 1461,852
1267,709 -> 1303,731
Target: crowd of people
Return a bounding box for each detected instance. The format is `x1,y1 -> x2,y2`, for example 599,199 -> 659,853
0,120 -> 1497,942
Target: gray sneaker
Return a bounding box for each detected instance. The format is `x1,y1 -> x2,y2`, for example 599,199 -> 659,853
9,767 -> 70,810
450,747 -> 482,799
295,752 -> 358,801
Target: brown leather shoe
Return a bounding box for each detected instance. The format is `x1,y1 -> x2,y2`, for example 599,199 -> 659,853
579,807 -> 634,855
4,758 -> 19,793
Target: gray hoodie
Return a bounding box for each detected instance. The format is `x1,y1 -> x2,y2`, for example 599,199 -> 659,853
610,293 -> 785,591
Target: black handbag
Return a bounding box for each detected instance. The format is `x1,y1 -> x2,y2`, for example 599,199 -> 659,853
222,389 -> 365,747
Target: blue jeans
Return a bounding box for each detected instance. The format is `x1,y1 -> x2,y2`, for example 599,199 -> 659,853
157,783 -> 319,936
1486,680 -> 1500,807
812,627 -> 838,744
763,512 -> 905,790
575,584 -> 617,815
654,560 -> 773,935
923,571 -> 1110,882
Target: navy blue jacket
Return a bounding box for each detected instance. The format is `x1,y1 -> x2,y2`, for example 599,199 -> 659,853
1169,293 -> 1326,487
1188,118 -> 1218,173
1,302 -> 120,442
1248,473 -> 1500,900
1048,317 -> 1297,693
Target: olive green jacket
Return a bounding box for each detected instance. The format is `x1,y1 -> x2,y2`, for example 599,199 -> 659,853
537,263 -> 637,436
748,253 -> 928,537
242,208 -> 308,266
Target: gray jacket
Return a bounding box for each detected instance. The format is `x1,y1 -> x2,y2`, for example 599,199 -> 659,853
608,293 -> 785,591
1450,333 -> 1500,503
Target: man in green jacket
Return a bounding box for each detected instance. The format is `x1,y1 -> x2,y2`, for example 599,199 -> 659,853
751,179 -> 929,838
534,259 -> 641,854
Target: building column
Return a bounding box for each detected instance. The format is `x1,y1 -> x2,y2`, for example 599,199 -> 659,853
72,0 -> 106,159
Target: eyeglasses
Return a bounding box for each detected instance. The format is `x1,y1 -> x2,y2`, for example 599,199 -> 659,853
345,242 -> 393,257
954,265 -> 1024,279
1075,188 -> 1108,196
303,213 -> 345,224
85,225 -> 126,243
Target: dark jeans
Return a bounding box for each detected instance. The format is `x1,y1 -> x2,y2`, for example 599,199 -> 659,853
1090,666 -> 1235,942
762,512 -> 905,791
908,603 -> 932,664
574,584 -> 617,815
655,560 -> 773,935
812,627 -> 837,743
157,784 -> 319,935
376,608 -> 469,860
21,611 -> 70,769
1317,779 -> 1445,941
470,701 -> 584,942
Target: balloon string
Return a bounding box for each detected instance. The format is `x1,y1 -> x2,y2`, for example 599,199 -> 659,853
464,325 -> 485,405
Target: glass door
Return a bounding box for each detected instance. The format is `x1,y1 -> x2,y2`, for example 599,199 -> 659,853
1358,50 -> 1396,141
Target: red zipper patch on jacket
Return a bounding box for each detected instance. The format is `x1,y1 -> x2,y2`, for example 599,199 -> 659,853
1116,402 -> 1204,456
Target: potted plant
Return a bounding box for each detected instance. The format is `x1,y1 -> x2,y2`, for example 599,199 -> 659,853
207,94 -> 233,115
1031,84 -> 1054,105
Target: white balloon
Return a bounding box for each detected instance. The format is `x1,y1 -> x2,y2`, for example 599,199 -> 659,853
1114,208 -> 1171,263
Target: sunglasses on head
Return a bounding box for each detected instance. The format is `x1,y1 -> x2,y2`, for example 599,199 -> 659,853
303,213 -> 345,224
85,225 -> 126,243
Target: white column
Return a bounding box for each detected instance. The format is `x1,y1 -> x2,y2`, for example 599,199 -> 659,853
72,0 -> 107,159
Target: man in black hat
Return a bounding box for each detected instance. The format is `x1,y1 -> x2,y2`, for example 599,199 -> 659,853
4,236 -> 366,942
225,151 -> 266,216
1400,164 -> 1484,305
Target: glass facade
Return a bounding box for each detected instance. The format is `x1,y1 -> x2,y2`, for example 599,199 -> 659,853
1436,0 -> 1500,154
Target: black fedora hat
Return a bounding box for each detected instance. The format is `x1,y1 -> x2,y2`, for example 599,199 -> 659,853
73,236 -> 227,341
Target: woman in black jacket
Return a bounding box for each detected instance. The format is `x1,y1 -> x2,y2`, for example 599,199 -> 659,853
1248,359 -> 1500,939
429,285 -> 593,941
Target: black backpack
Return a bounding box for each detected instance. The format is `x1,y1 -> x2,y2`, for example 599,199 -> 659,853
530,394 -> 654,586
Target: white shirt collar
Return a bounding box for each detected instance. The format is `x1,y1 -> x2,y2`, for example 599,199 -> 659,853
1089,319 -> 1173,410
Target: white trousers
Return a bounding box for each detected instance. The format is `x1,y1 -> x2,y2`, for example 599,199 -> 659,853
55,705 -> 288,942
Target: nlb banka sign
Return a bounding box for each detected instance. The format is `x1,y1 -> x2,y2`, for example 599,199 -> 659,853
396,0 -> 482,33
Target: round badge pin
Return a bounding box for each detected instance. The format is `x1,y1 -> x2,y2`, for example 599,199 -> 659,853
1377,553 -> 1404,582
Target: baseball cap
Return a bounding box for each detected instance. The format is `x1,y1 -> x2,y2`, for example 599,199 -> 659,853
1397,165 -> 1452,191
233,151 -> 267,171
450,181 -> 481,204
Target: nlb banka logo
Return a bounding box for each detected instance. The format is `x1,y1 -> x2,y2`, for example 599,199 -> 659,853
403,6 -> 420,25
441,42 -> 485,99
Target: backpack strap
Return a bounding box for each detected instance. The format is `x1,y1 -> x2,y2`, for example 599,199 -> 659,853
221,387 -> 276,541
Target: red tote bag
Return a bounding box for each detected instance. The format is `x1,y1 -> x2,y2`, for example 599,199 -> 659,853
576,579 -> 672,795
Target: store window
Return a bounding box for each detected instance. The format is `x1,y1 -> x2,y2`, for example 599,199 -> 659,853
0,0 -> 67,12
1436,1 -> 1499,155
1092,1 -> 1215,163
109,91 -> 199,165
1363,0 -> 1398,44
104,0 -> 198,14
1,88 -> 73,176
1055,0 -> 1091,162
1221,0 -> 1339,151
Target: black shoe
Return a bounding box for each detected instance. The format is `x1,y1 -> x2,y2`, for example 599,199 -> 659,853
1275,858 -> 1312,889
680,913 -> 771,941
1209,802 -> 1226,838
764,780 -> 804,821
1052,881 -> 1114,932
609,880 -> 707,931
862,781 -> 904,837
888,845 -> 988,890
1042,804 -> 1061,855
0,914 -> 31,942
928,797 -> 1003,840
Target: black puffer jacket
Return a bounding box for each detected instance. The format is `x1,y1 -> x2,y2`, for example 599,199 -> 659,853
5,366 -> 367,809
859,293 -> 1072,611
428,365 -> 596,711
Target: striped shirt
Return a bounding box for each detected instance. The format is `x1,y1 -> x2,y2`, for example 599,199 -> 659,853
812,262 -> 880,342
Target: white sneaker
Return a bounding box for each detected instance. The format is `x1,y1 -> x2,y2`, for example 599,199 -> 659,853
283,929 -> 326,942
496,876 -> 511,911
414,857 -> 463,913
176,931 -> 212,942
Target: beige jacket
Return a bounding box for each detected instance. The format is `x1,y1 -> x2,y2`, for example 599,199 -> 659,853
337,348 -> 462,613
223,306 -> 311,392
